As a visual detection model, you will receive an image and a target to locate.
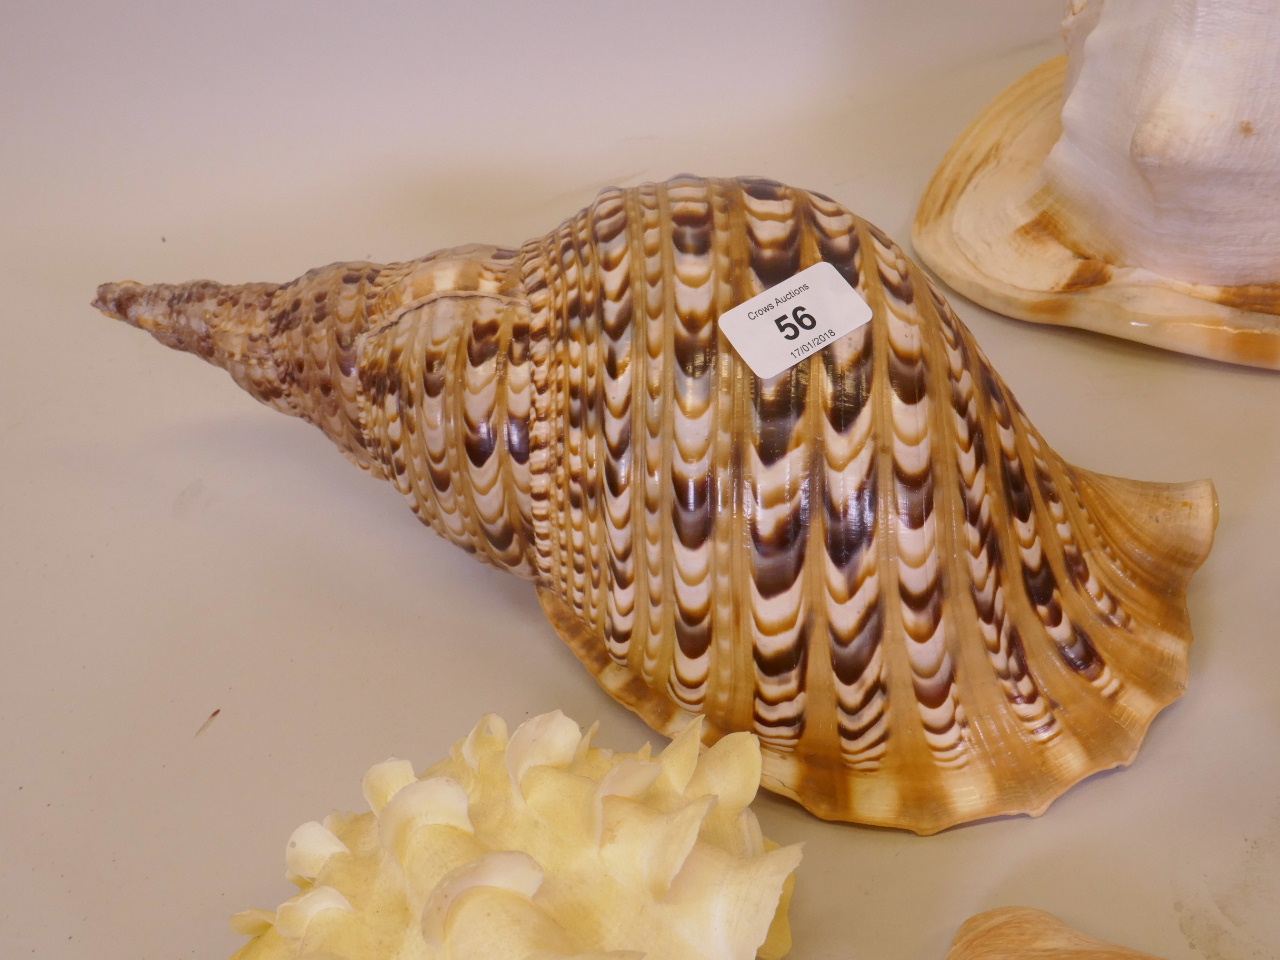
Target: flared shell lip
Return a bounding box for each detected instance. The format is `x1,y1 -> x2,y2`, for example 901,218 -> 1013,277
913,56 -> 1280,371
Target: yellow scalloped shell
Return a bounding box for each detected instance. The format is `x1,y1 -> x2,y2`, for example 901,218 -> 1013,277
228,712 -> 801,960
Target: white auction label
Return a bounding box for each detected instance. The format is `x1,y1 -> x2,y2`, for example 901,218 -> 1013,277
718,261 -> 872,379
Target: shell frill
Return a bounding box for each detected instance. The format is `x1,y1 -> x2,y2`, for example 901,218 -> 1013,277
229,712 -> 801,960
945,906 -> 1168,959
95,175 -> 1217,834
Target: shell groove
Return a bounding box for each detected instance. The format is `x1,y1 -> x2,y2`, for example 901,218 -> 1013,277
95,175 -> 1217,833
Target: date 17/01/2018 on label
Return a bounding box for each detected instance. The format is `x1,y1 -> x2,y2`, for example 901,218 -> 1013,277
787,322 -> 840,360
717,261 -> 873,379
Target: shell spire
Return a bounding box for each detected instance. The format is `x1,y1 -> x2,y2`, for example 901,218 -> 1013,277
96,176 -> 1217,833
94,279 -> 277,375
94,270 -> 371,469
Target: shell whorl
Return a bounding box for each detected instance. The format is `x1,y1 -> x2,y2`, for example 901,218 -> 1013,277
95,175 -> 1217,833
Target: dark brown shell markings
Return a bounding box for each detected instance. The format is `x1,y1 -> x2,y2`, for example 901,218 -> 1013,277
94,176 -> 1216,834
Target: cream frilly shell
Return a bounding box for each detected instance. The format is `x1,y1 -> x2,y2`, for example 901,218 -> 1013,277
915,0 -> 1280,368
228,712 -> 801,960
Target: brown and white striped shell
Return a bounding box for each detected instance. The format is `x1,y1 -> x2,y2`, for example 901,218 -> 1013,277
94,175 -> 1217,834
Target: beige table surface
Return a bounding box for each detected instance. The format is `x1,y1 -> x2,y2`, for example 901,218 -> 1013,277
3,3 -> 1278,958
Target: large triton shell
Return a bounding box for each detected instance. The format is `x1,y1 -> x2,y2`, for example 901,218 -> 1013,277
94,175 -> 1217,833
915,0 -> 1280,368
946,907 -> 1167,959
228,712 -> 801,960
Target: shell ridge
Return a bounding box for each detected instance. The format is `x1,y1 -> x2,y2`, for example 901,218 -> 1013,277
913,262 -> 1016,782
1010,414 -> 1146,701
933,291 -> 1060,750
528,225 -> 563,595
1066,468 -> 1215,658
793,188 -> 842,788
545,219 -> 574,603
595,189 -> 638,667
960,341 -> 1119,793
818,226 -> 888,773
717,180 -> 758,742
517,232 -> 558,586
1060,467 -> 1159,619
451,298 -> 518,569
422,300 -> 473,548
1021,421 -> 1133,631
876,230 -> 968,772
1073,468 -> 1214,596
639,182 -> 674,687
825,334 -> 888,771
572,201 -> 608,639
657,177 -> 710,704
1008,407 -> 1121,691
857,216 -> 922,821
503,301 -> 537,556
705,179 -> 747,733
557,212 -> 589,612
665,177 -> 720,710
440,298 -> 490,560
742,181 -> 810,752
394,299 -> 445,539
996,379 -> 1116,694
1057,464 -> 1158,629
621,184 -> 652,677
937,317 -> 1062,806
357,299 -> 446,536
588,202 -> 617,637
494,299 -> 538,575
484,301 -> 534,573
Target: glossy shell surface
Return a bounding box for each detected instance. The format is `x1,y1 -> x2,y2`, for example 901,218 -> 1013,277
95,176 -> 1217,833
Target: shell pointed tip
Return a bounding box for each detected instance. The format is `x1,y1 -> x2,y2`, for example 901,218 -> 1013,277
92,281 -> 142,324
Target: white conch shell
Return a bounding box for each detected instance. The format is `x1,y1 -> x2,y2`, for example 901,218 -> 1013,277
945,906 -> 1167,959
915,0 -> 1280,368
227,712 -> 802,960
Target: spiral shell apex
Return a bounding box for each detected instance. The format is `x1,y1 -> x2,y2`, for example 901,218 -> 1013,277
228,712 -> 801,960
95,175 -> 1217,833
